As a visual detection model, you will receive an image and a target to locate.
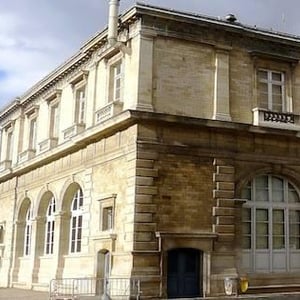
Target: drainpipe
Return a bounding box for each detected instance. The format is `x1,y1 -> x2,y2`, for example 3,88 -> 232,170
107,0 -> 131,55
108,0 -> 120,47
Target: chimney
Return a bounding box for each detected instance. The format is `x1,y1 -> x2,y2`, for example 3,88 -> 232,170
108,0 -> 120,46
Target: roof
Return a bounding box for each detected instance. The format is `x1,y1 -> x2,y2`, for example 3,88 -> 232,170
1,2 -> 300,118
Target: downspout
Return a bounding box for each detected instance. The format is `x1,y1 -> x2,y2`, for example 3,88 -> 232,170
8,175 -> 18,287
107,0 -> 131,55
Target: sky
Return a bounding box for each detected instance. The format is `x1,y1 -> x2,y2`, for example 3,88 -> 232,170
1,0 -> 300,108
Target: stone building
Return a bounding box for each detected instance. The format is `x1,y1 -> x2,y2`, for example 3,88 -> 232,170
0,1 -> 300,298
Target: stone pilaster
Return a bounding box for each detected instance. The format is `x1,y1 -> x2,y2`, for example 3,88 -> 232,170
212,48 -> 231,121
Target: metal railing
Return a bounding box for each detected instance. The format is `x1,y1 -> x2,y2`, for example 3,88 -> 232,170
49,277 -> 141,300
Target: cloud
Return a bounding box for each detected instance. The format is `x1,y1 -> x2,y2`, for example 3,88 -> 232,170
0,0 -> 300,108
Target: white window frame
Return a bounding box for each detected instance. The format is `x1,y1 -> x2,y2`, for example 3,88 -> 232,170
257,69 -> 285,112
44,197 -> 56,255
97,194 -> 116,232
74,84 -> 86,124
113,62 -> 123,102
69,188 -> 84,253
242,175 -> 300,273
24,207 -> 32,256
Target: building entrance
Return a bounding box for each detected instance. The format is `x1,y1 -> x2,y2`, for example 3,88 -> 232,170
167,248 -> 202,298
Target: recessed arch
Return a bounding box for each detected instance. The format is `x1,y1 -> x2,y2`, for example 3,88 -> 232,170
241,174 -> 300,273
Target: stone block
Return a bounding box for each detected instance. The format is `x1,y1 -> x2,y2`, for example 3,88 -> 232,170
213,190 -> 234,199
213,207 -> 236,216
213,173 -> 235,182
136,204 -> 157,213
216,182 -> 235,191
136,168 -> 158,177
135,213 -> 153,223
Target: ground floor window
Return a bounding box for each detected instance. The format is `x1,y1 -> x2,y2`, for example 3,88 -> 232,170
242,175 -> 300,272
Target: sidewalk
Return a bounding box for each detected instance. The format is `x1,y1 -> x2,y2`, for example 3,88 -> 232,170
0,288 -> 48,300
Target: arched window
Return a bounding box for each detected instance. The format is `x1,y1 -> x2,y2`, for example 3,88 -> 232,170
242,175 -> 300,273
24,206 -> 32,256
70,188 -> 83,253
45,197 -> 56,255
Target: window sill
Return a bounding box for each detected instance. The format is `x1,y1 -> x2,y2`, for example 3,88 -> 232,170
0,160 -> 12,172
39,137 -> 58,153
90,231 -> 117,241
63,123 -> 86,140
95,101 -> 124,124
18,149 -> 36,163
252,107 -> 300,131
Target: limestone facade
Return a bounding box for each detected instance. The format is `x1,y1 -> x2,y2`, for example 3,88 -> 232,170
0,3 -> 300,298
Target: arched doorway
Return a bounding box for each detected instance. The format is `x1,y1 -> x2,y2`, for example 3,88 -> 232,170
167,248 -> 202,298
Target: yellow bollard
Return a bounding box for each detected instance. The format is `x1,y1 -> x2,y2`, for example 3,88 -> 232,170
239,277 -> 249,293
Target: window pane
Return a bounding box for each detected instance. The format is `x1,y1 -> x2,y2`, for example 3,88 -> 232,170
258,70 -> 268,80
289,210 -> 300,249
272,72 -> 282,82
256,209 -> 269,249
256,236 -> 268,249
257,209 -> 268,221
273,237 -> 285,249
289,184 -> 300,203
255,176 -> 268,202
273,210 -> 285,249
272,177 -> 284,202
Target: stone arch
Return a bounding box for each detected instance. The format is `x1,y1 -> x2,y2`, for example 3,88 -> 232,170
239,173 -> 300,274
35,191 -> 56,257
17,197 -> 31,222
58,182 -> 84,256
236,165 -> 300,198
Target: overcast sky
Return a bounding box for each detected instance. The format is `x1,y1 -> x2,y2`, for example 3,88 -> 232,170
0,0 -> 300,108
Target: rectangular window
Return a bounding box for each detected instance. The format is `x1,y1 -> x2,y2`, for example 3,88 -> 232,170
0,225 -> 4,244
272,209 -> 285,249
50,104 -> 60,138
289,210 -> 300,249
242,208 -> 251,249
113,63 -> 122,102
257,69 -> 285,112
29,118 -> 37,150
75,86 -> 86,124
102,206 -> 113,231
70,215 -> 82,253
6,131 -> 13,161
256,209 -> 269,249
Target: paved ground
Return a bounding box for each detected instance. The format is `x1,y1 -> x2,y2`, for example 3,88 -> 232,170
0,288 -> 49,300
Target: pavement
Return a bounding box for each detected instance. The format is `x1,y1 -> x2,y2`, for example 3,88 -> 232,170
0,288 -> 49,300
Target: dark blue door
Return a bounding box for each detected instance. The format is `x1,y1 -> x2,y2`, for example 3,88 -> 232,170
167,248 -> 202,298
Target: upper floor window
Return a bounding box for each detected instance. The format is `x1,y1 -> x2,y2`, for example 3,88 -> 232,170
45,197 -> 56,255
0,222 -> 5,244
242,175 -> 300,273
44,89 -> 62,140
29,117 -> 37,150
6,130 -> 13,161
257,69 -> 285,112
50,101 -> 60,139
108,59 -> 123,103
113,62 -> 122,102
70,188 -> 83,253
75,85 -> 86,124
